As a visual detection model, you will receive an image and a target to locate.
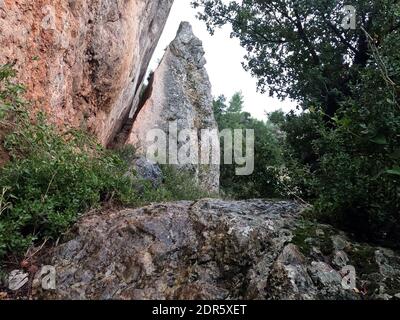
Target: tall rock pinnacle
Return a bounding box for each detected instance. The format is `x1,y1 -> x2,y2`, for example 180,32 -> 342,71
126,22 -> 220,193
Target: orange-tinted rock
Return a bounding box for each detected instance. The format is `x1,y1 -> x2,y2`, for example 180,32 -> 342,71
0,0 -> 173,145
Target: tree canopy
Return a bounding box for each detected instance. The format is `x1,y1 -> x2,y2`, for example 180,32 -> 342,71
193,0 -> 400,116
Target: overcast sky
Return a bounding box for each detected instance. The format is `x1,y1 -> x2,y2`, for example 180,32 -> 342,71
149,0 -> 296,120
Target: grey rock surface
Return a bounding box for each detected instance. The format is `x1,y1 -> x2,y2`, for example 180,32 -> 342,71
266,244 -> 316,300
332,250 -> 350,268
127,22 -> 220,193
34,199 -> 400,300
43,200 -> 301,299
309,261 -> 343,287
131,156 -> 163,188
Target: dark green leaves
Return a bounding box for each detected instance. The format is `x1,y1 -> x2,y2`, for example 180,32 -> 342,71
194,1 -> 400,245
386,167 -> 400,176
370,134 -> 388,145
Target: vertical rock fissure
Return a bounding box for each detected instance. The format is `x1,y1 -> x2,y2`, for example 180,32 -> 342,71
109,72 -> 155,149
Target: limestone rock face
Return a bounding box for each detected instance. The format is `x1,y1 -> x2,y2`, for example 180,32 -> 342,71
126,22 -> 220,193
0,0 -> 173,145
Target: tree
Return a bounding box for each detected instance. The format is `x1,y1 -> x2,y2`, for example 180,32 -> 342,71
193,0 -> 400,116
196,1 -> 400,245
213,94 -> 228,122
228,92 -> 244,113
267,109 -> 286,127
214,92 -> 284,199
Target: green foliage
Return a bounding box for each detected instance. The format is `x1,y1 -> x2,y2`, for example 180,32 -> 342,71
144,165 -> 215,203
193,0 -> 399,113
267,109 -> 286,127
270,33 -> 400,243
347,245 -> 379,275
0,66 -> 213,265
114,145 -> 215,203
0,63 -> 26,120
196,0 -> 400,245
214,92 -> 284,199
312,26 -> 400,243
0,113 -> 136,260
292,222 -> 335,256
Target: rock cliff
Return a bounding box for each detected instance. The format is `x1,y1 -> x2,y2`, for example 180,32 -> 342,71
0,0 -> 173,145
124,22 -> 220,193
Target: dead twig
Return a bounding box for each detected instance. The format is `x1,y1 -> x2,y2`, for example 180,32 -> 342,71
24,237 -> 49,262
0,187 -> 11,216
361,26 -> 400,110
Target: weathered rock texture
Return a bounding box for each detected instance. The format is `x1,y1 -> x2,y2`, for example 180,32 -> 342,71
34,200 -> 400,300
0,0 -> 173,145
126,156 -> 164,189
125,22 -> 220,193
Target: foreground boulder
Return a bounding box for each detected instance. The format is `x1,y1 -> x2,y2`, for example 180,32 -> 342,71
35,200 -> 400,300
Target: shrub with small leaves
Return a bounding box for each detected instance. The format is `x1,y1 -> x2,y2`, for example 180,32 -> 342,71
0,65 -> 136,263
0,64 -> 216,265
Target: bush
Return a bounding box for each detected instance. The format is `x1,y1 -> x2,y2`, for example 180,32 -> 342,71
0,63 -> 25,120
161,165 -> 216,201
0,115 -> 136,259
275,100 -> 400,245
114,145 -> 216,203
0,65 -> 138,262
273,31 -> 400,245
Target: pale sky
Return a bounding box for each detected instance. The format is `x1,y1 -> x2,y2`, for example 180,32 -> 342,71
149,0 -> 296,120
